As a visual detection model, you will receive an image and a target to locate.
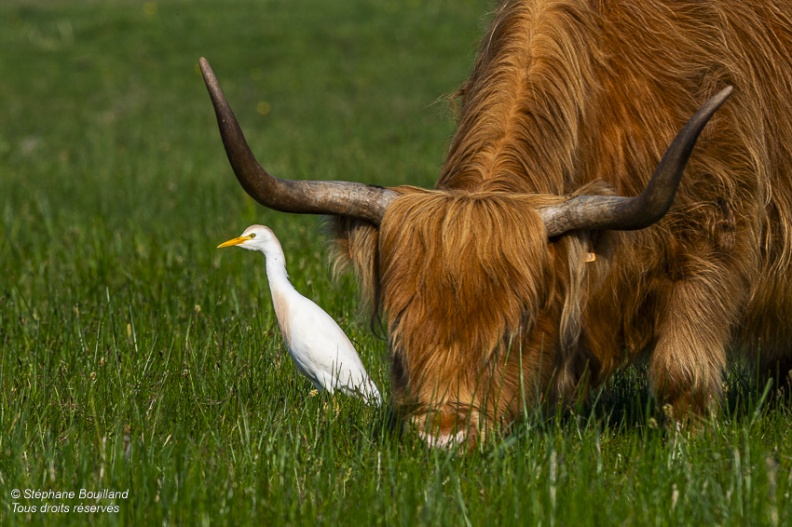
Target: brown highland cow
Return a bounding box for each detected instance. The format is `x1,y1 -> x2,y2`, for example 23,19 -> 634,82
201,0 -> 792,446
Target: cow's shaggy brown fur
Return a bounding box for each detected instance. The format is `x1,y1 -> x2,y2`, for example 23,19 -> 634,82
333,0 -> 792,442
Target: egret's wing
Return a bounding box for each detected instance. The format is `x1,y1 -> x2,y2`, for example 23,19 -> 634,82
287,294 -> 378,402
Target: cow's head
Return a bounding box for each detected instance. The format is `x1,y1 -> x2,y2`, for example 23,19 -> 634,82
201,58 -> 731,446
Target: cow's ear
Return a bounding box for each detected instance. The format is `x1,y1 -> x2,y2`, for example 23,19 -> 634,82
580,230 -> 617,267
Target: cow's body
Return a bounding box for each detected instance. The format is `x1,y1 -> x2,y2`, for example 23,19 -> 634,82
340,0 -> 792,441
202,0 -> 792,444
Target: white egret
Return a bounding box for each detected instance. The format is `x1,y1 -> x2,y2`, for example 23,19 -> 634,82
218,225 -> 382,406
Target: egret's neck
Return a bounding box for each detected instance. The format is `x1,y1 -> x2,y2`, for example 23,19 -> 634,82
263,247 -> 294,292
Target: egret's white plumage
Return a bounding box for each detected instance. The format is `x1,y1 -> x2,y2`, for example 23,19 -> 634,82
218,224 -> 382,406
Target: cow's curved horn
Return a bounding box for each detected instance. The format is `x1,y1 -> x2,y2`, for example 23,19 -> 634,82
538,86 -> 733,237
200,58 -> 397,224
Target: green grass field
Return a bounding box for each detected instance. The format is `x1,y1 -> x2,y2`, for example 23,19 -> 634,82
1,1 -> 791,525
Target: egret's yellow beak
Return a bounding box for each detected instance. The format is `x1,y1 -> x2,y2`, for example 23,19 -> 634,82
217,235 -> 252,249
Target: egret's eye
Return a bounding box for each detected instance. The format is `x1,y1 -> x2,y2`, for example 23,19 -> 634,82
248,233 -> 256,239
